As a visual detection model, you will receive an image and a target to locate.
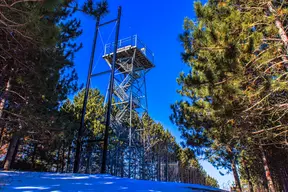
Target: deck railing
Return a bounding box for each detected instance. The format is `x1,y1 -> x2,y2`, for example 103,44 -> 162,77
104,35 -> 154,64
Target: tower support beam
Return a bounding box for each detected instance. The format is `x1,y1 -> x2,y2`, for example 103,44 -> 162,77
73,6 -> 122,174
101,6 -> 122,174
73,17 -> 100,173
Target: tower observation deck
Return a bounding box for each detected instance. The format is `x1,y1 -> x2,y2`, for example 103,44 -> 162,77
102,35 -> 154,178
103,35 -> 154,72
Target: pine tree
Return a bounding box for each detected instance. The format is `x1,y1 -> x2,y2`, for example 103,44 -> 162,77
171,1 -> 249,190
172,0 -> 288,191
0,0 -> 82,170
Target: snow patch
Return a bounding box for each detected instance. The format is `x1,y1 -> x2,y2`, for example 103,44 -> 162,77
1,171 -> 222,192
14,186 -> 50,190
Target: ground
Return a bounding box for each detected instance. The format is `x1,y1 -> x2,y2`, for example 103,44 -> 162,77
0,171 -> 222,192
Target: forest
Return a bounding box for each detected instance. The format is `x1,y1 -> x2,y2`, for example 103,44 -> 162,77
0,0 -> 218,190
0,0 -> 288,192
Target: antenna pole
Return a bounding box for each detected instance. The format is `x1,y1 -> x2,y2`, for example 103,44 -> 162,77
101,6 -> 122,174
73,17 -> 100,173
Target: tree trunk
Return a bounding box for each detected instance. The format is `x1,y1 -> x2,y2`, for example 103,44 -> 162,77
114,148 -> 118,176
231,159 -> 242,192
280,168 -> 288,192
109,151 -> 113,175
260,145 -> 276,192
66,145 -> 71,172
0,77 -> 11,118
165,152 -> 168,182
10,138 -> 20,169
85,150 -> 91,174
152,151 -> 155,180
157,154 -> 161,181
141,148 -> 145,180
283,167 -> 288,192
61,145 -> 65,173
0,127 -> 5,148
3,133 -> 19,170
0,78 -> 11,146
56,145 -> 61,172
242,159 -> 254,192
31,143 -> 37,170
267,2 -> 288,71
134,156 -> 137,179
112,151 -> 116,176
268,2 -> 288,47
120,150 -> 124,177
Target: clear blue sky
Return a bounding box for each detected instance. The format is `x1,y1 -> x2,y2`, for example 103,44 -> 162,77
73,0 -> 233,189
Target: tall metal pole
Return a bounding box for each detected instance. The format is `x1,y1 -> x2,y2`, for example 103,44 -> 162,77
128,90 -> 133,178
101,6 -> 122,174
73,17 -> 100,173
128,49 -> 136,178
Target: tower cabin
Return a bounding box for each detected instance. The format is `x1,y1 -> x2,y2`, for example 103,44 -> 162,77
103,35 -> 154,73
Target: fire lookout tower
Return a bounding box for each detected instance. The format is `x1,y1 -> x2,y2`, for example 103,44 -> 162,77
103,35 -> 154,178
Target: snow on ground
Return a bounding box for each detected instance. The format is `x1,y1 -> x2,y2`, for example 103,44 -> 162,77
0,171 -> 222,192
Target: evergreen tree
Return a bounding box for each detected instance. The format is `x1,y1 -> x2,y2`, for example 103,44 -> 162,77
0,0 -> 82,170
172,0 -> 288,191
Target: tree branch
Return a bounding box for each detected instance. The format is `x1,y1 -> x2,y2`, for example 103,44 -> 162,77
10,0 -> 43,7
252,125 -> 286,135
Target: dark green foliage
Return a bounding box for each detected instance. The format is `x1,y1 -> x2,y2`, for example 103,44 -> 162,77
172,0 -> 288,191
0,0 -> 107,171
82,0 -> 109,18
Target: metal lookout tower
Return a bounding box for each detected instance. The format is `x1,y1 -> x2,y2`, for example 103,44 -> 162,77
103,35 -> 154,177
